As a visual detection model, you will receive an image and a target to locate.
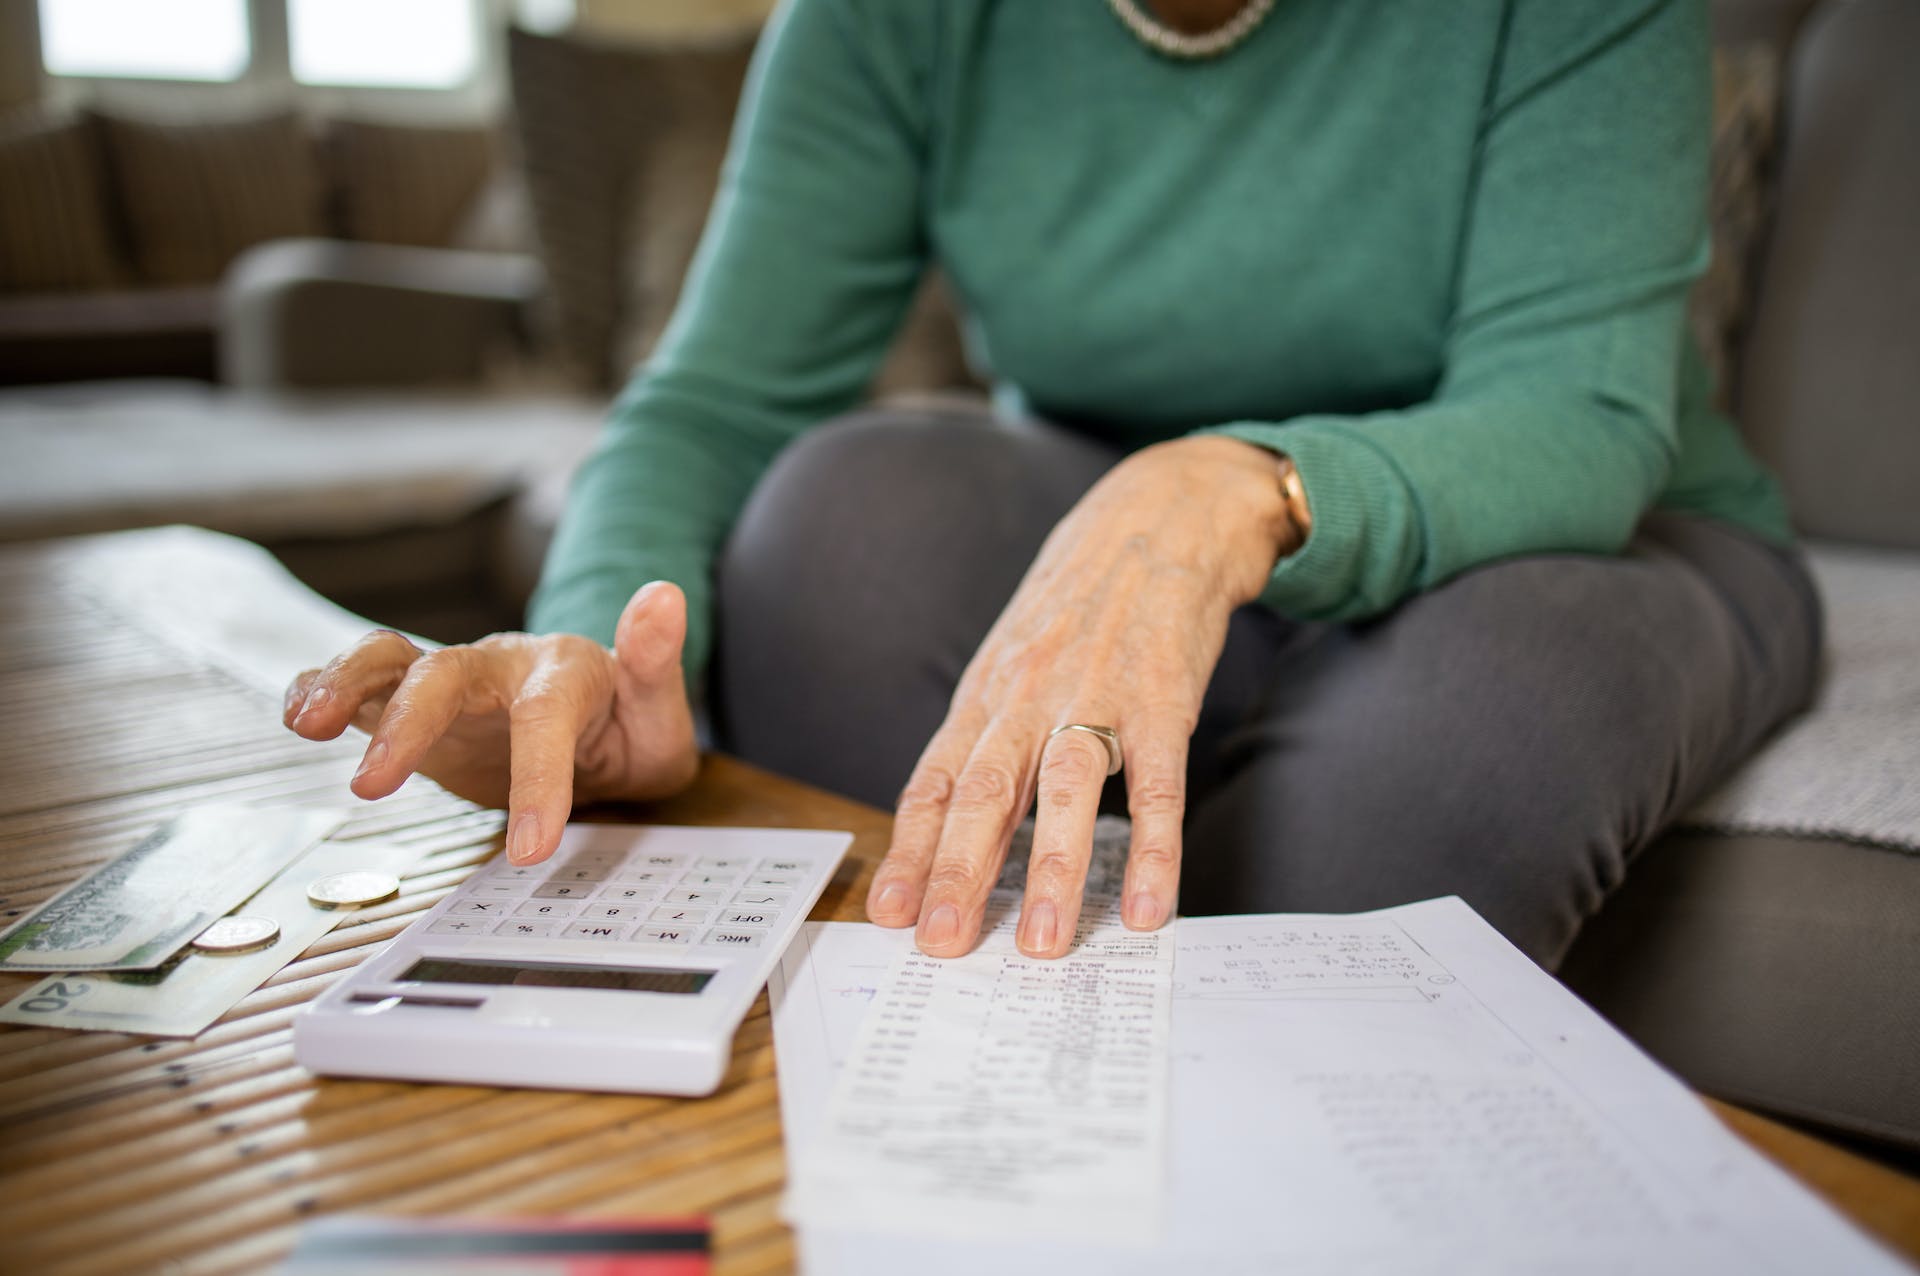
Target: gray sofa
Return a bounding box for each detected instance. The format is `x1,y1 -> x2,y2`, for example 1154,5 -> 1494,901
1558,0 -> 1919,1153
0,376 -> 604,640
3,0 -> 1912,1152
0,108 -> 508,388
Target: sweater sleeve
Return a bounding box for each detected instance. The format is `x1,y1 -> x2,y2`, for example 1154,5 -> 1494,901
526,0 -> 928,679
1206,0 -> 1711,621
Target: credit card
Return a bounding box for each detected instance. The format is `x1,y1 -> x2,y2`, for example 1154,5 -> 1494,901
280,1216 -> 711,1275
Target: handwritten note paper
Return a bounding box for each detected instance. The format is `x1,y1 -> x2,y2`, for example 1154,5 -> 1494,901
783,819 -> 1173,1244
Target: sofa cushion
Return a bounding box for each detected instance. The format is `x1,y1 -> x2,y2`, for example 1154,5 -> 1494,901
508,27 -> 746,386
323,118 -> 497,248
1687,541 -> 1920,852
1736,0 -> 1920,549
1690,47 -> 1782,408
1710,0 -> 1821,51
0,379 -> 606,641
0,379 -> 601,545
0,110 -> 125,293
97,109 -> 327,286
604,36 -> 756,381
1561,828 -> 1920,1151
506,27 -> 972,395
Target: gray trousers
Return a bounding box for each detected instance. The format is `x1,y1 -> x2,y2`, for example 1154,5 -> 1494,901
711,406 -> 1822,968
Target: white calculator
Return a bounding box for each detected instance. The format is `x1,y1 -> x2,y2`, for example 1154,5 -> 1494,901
294,824 -> 850,1096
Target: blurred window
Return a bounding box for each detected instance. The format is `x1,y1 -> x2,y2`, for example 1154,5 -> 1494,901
288,0 -> 479,89
39,0 -> 251,82
515,0 -> 577,36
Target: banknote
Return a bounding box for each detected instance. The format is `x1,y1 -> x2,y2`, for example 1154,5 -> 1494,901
0,804 -> 345,971
0,837 -> 423,1037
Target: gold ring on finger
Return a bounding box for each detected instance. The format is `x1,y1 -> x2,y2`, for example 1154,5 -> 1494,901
1047,723 -> 1123,776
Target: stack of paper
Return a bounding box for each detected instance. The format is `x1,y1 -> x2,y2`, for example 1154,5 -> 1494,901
783,888 -> 1174,1243
772,886 -> 1903,1274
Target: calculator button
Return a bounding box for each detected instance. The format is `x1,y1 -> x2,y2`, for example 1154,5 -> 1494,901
561,922 -> 630,941
427,918 -> 488,935
635,853 -> 687,870
494,919 -> 557,939
744,874 -> 801,889
485,863 -> 543,880
649,905 -> 712,925
663,888 -> 721,905
516,900 -> 579,918
532,883 -> 593,899
600,884 -> 662,903
550,865 -> 611,883
583,903 -> 645,921
466,880 -> 532,898
757,858 -> 809,874
450,900 -> 508,916
730,890 -> 790,909
677,871 -> 739,887
635,925 -> 694,945
702,927 -> 768,950
721,909 -> 779,927
613,867 -> 675,884
696,856 -> 753,870
555,860 -> 620,875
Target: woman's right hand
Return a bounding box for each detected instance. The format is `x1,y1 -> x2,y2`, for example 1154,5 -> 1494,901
282,581 -> 700,865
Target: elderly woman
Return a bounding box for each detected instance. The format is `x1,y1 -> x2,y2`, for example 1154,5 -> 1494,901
285,0 -> 1817,969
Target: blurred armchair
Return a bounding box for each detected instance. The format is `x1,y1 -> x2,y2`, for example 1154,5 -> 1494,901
219,239 -> 544,390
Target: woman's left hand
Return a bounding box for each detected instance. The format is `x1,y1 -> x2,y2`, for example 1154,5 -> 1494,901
864,434 -> 1300,958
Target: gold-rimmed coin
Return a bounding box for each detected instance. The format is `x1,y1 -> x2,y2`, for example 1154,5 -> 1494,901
306,870 -> 400,909
191,915 -> 281,954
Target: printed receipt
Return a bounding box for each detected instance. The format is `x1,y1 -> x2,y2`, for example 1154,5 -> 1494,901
777,899 -> 1908,1275
783,819 -> 1174,1244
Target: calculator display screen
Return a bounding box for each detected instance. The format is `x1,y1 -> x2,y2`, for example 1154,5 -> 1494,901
401,957 -> 715,996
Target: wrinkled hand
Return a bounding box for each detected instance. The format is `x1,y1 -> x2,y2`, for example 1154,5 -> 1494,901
283,581 -> 700,863
864,435 -> 1298,959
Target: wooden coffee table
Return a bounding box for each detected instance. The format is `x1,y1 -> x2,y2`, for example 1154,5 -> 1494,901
1,527 -> 1915,1275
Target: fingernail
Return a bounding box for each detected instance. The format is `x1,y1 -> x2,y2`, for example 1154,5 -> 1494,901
922,903 -> 959,949
1125,891 -> 1161,929
1022,900 -> 1058,953
631,581 -> 667,614
299,686 -> 330,717
507,813 -> 542,864
353,741 -> 387,779
872,881 -> 908,919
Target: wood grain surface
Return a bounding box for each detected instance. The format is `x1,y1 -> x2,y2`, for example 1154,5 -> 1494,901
0,528 -> 1914,1275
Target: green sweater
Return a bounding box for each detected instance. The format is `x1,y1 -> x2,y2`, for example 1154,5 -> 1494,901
529,0 -> 1790,680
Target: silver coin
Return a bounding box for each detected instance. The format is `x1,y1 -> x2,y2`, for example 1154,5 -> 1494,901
306,870 -> 400,908
192,915 -> 281,954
